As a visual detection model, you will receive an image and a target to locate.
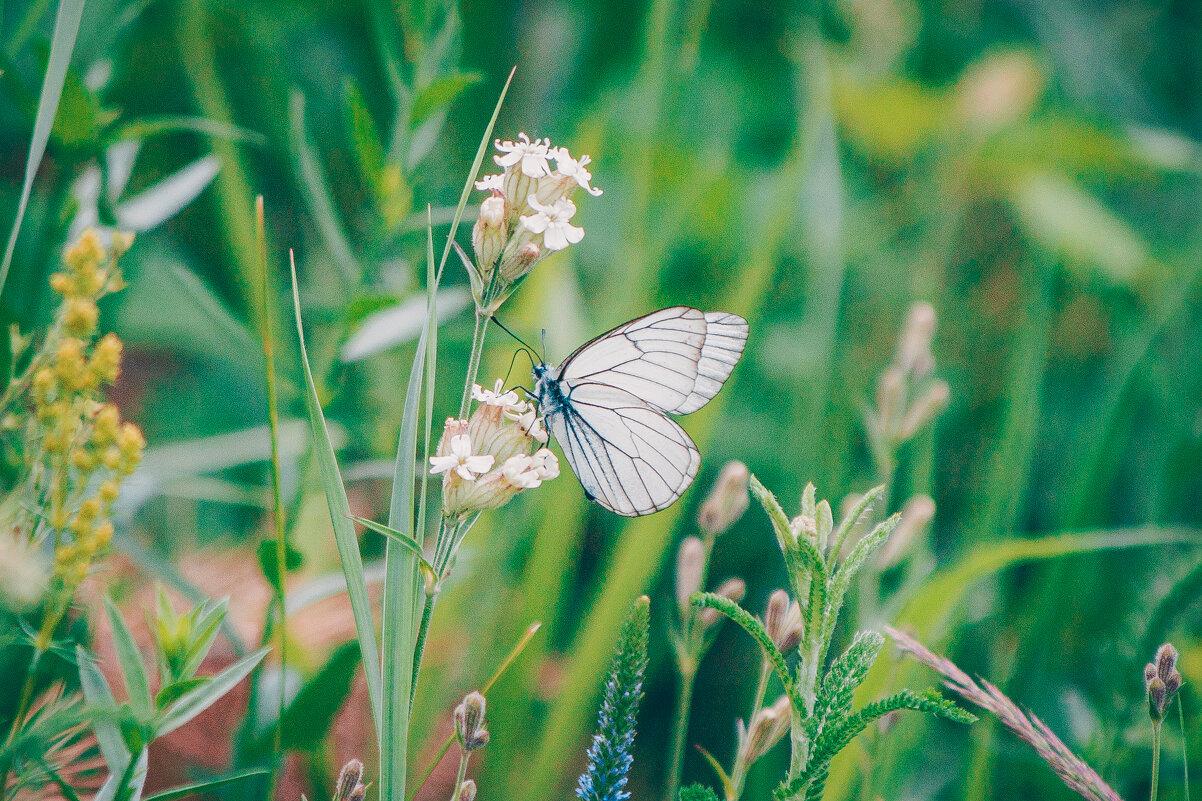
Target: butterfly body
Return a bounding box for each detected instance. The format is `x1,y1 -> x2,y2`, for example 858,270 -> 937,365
533,306 -> 748,516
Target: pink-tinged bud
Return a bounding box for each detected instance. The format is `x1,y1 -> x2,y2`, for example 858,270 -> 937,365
878,494 -> 935,568
498,239 -> 542,282
956,51 -> 1044,134
1155,643 -> 1179,678
697,461 -> 750,537
458,780 -> 477,801
699,577 -> 745,627
742,694 -> 792,763
454,691 -> 490,751
764,590 -> 803,653
875,366 -> 906,431
675,536 -> 706,613
896,302 -> 937,378
334,760 -> 365,801
898,379 -> 950,440
472,196 -> 508,273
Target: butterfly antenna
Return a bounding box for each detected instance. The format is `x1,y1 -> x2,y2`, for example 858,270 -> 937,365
492,315 -> 540,359
540,328 -> 548,363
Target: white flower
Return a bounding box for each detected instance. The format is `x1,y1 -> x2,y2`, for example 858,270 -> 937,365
475,174 -> 505,193
531,447 -> 559,480
472,379 -> 522,410
430,434 -> 494,480
494,133 -> 553,178
501,454 -> 542,489
520,197 -> 584,252
508,407 -> 548,443
553,148 -> 602,196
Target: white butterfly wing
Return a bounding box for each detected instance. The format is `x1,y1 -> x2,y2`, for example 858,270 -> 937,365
559,306 -> 748,415
545,382 -> 701,517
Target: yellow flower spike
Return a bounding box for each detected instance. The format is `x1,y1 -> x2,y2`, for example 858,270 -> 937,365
64,229 -> 104,272
63,298 -> 99,336
101,446 -> 122,471
92,521 -> 114,549
98,478 -> 121,505
89,334 -> 123,383
32,368 -> 55,399
91,405 -> 120,444
49,272 -> 74,295
117,422 -> 145,459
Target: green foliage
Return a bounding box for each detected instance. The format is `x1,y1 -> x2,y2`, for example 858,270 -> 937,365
575,597 -> 651,801
679,784 -> 722,801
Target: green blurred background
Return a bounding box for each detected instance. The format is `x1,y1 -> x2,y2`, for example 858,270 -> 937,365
1,0 -> 1201,798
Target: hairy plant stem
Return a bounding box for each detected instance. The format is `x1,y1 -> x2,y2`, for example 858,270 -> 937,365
1151,721 -> 1162,801
729,660 -> 773,798
448,751 -> 470,801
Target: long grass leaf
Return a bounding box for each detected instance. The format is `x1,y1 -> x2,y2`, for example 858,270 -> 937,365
141,769 -> 270,801
0,0 -> 86,296
290,255 -> 383,731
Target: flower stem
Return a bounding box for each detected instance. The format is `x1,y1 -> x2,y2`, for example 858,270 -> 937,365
458,311 -> 491,419
448,751 -> 470,801
665,663 -> 697,801
1151,721 -> 1162,801
1179,695 -> 1191,801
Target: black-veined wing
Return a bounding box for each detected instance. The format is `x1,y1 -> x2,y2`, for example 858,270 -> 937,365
545,382 -> 701,517
558,307 -> 748,415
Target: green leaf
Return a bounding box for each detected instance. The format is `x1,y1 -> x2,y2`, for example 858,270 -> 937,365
104,598 -> 153,718
0,0 -> 87,295
256,539 -> 305,591
409,73 -> 483,126
154,678 -> 208,710
680,783 -> 723,801
141,769 -> 269,801
249,642 -> 360,755
349,515 -> 436,584
291,257 -> 384,733
155,647 -> 269,736
824,513 -> 900,639
691,591 -> 797,707
76,646 -> 129,774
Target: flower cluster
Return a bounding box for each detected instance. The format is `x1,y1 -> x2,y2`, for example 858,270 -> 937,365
466,134 -> 602,312
430,379 -> 558,517
1144,643 -> 1182,722
18,230 -> 144,638
866,302 -> 950,456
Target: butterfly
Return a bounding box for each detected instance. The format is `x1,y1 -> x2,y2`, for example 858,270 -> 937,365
532,306 -> 748,516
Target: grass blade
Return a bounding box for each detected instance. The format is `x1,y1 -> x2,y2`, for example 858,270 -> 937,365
0,0 -> 86,296
141,769 -> 270,801
291,254 -> 384,732
76,646 -> 128,775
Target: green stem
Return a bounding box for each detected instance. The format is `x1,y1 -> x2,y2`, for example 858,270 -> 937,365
458,311 -> 490,419
665,663 -> 696,801
1180,695 -> 1191,801
1151,721 -> 1162,801
448,751 -> 470,801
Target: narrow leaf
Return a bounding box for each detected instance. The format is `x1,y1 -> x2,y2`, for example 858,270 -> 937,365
348,515 -> 436,582
104,598 -> 153,717
76,645 -> 129,774
291,255 -> 384,733
142,769 -> 269,801
0,0 -> 86,295
155,647 -> 269,736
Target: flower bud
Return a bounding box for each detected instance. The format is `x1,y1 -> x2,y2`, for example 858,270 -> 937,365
697,461 -> 750,537
468,400 -> 531,467
498,239 -> 542,283
64,298 -> 99,336
764,590 -> 803,653
898,379 -> 950,440
1155,644 -> 1179,678
896,302 -> 937,378
675,537 -> 706,613
789,513 -> 818,544
472,196 -> 508,274
458,780 -> 477,801
334,760 -> 365,801
89,334 -> 123,384
1144,643 -> 1183,722
742,694 -> 791,763
454,691 -> 490,751
875,366 -> 906,431
877,494 -> 935,569
698,577 -> 746,627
